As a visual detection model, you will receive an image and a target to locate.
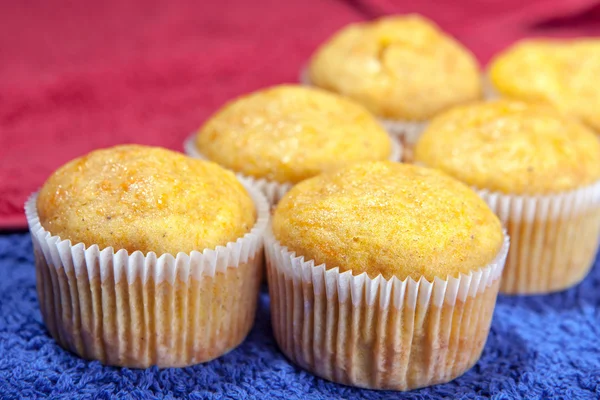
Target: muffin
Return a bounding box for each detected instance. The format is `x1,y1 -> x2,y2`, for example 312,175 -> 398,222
488,38 -> 600,133
414,100 -> 600,294
26,145 -> 269,368
266,162 -> 508,390
186,84 -> 400,205
304,14 -> 482,161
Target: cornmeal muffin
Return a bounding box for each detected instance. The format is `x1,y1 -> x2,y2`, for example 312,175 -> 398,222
415,100 -> 600,294
187,84 -> 399,204
266,162 -> 508,390
488,39 -> 600,133
26,145 -> 269,368
305,14 -> 482,161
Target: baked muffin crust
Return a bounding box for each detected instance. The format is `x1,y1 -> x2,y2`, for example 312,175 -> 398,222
308,15 -> 482,120
272,161 -> 503,281
414,100 -> 600,195
489,39 -> 600,132
195,84 -> 392,184
37,145 -> 256,255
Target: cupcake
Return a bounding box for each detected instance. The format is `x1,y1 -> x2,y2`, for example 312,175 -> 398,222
303,14 -> 482,161
488,38 -> 600,133
186,84 -> 401,205
26,145 -> 269,368
414,100 -> 600,294
266,162 -> 508,390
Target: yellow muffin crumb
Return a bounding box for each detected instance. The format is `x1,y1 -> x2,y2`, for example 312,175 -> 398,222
489,38 -> 600,132
272,161 -> 503,281
308,14 -> 482,120
414,100 -> 600,195
37,145 -> 256,255
195,84 -> 392,184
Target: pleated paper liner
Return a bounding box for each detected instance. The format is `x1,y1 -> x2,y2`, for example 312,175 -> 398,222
265,229 -> 509,391
184,133 -> 403,206
25,181 -> 270,368
299,66 -> 427,163
482,74 -> 500,100
378,119 -> 428,163
477,180 -> 600,294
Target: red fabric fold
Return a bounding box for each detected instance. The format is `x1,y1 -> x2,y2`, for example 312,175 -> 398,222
1,0 -> 599,229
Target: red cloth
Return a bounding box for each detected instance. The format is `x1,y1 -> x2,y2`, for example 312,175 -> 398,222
2,0 -> 600,229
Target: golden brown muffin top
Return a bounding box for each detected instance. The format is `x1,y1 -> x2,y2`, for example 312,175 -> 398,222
272,162 -> 503,281
195,84 -> 392,184
489,38 -> 600,132
37,145 -> 256,255
308,14 -> 482,120
414,100 -> 600,195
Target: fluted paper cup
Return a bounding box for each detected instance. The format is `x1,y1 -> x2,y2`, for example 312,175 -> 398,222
265,229 -> 509,391
378,119 -> 428,163
478,181 -> 600,294
482,75 -> 500,100
184,134 -> 403,206
26,181 -> 269,368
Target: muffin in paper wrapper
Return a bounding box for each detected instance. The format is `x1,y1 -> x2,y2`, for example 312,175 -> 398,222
184,134 -> 403,206
477,181 -> 600,294
265,229 -> 509,391
299,66 -> 426,163
25,181 -> 269,368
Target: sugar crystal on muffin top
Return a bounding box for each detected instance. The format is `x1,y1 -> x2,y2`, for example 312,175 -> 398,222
308,14 -> 482,120
37,145 -> 256,255
272,161 -> 503,281
489,39 -> 600,133
195,84 -> 392,184
414,100 -> 600,195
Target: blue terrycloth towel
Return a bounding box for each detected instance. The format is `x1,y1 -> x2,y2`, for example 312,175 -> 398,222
1,233 -> 599,399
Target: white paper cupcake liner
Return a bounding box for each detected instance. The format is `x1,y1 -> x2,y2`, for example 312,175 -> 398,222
299,66 -> 427,163
184,133 -> 402,206
298,65 -> 312,87
482,74 -> 500,100
265,228 -> 509,390
378,119 -> 428,163
26,181 -> 270,368
477,180 -> 600,294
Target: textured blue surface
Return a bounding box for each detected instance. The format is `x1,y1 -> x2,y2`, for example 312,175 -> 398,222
0,233 -> 599,399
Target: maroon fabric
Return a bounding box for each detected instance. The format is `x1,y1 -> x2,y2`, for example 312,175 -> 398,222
1,0 -> 600,229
